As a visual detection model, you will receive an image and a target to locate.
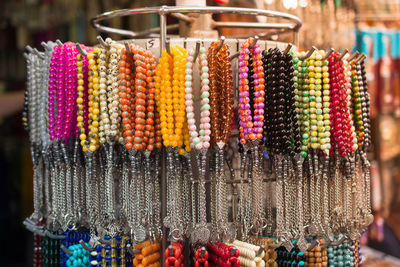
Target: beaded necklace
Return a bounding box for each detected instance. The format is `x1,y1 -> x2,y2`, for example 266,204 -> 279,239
207,40 -> 233,238
155,46 -> 189,241
185,43 -> 211,245
237,37 -> 265,237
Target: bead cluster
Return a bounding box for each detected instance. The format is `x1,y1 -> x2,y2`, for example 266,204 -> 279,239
305,240 -> 327,267
61,230 -> 90,267
263,48 -> 300,155
275,244 -> 306,267
65,243 -> 91,267
133,240 -> 161,267
350,62 -> 365,149
238,38 -> 265,144
207,41 -> 234,145
164,242 -> 184,267
185,45 -> 211,150
156,47 -> 191,154
293,53 -> 310,157
24,38 -> 371,267
232,240 -> 265,267
42,234 -> 61,267
207,242 -> 240,267
328,52 -> 357,157
327,238 -> 354,267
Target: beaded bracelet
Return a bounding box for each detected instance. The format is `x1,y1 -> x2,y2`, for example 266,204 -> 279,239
185,44 -> 211,150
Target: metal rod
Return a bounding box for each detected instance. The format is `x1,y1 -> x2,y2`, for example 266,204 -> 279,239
61,245 -> 73,256
356,53 -> 366,63
25,45 -> 34,53
347,51 -> 359,62
249,36 -> 259,48
79,240 -> 93,251
299,46 -> 317,60
339,48 -> 349,60
192,40 -> 201,62
170,12 -> 195,23
213,21 -> 295,30
124,41 -> 133,55
97,36 -> 110,49
160,6 -> 167,55
283,43 -> 293,54
230,53 -> 239,61
75,43 -> 88,57
165,40 -> 172,55
91,6 -> 301,39
41,41 -> 50,51
322,48 -> 334,60
216,36 -> 225,52
33,48 -> 45,59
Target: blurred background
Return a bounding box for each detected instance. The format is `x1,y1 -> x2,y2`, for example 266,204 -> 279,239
1,0 -> 400,266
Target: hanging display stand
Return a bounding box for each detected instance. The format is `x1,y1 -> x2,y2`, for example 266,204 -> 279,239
91,5 -> 302,260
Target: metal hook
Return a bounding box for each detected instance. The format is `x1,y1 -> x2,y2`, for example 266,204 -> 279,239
339,48 -> 349,60
45,230 -> 65,240
269,237 -> 284,248
230,52 -> 239,61
61,245 -> 73,256
99,237 -> 111,244
348,51 -> 359,62
25,45 -> 34,53
126,244 -> 141,255
283,43 -> 293,54
216,36 -> 225,52
75,43 -> 88,57
165,39 -> 172,55
256,245 -> 265,256
79,240 -> 93,251
356,53 -> 366,64
124,41 -> 133,55
299,46 -> 317,60
41,41 -> 50,51
56,39 -> 63,46
306,239 -> 319,251
192,40 -> 201,62
330,235 -> 347,246
322,48 -> 335,60
97,36 -> 110,49
249,35 -> 259,49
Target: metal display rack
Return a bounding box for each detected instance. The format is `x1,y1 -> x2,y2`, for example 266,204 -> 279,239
91,5 -> 302,49
91,5 -> 302,261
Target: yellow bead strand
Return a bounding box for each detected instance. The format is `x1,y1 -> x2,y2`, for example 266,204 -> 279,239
76,53 -> 88,152
87,48 -> 101,152
155,46 -> 190,154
